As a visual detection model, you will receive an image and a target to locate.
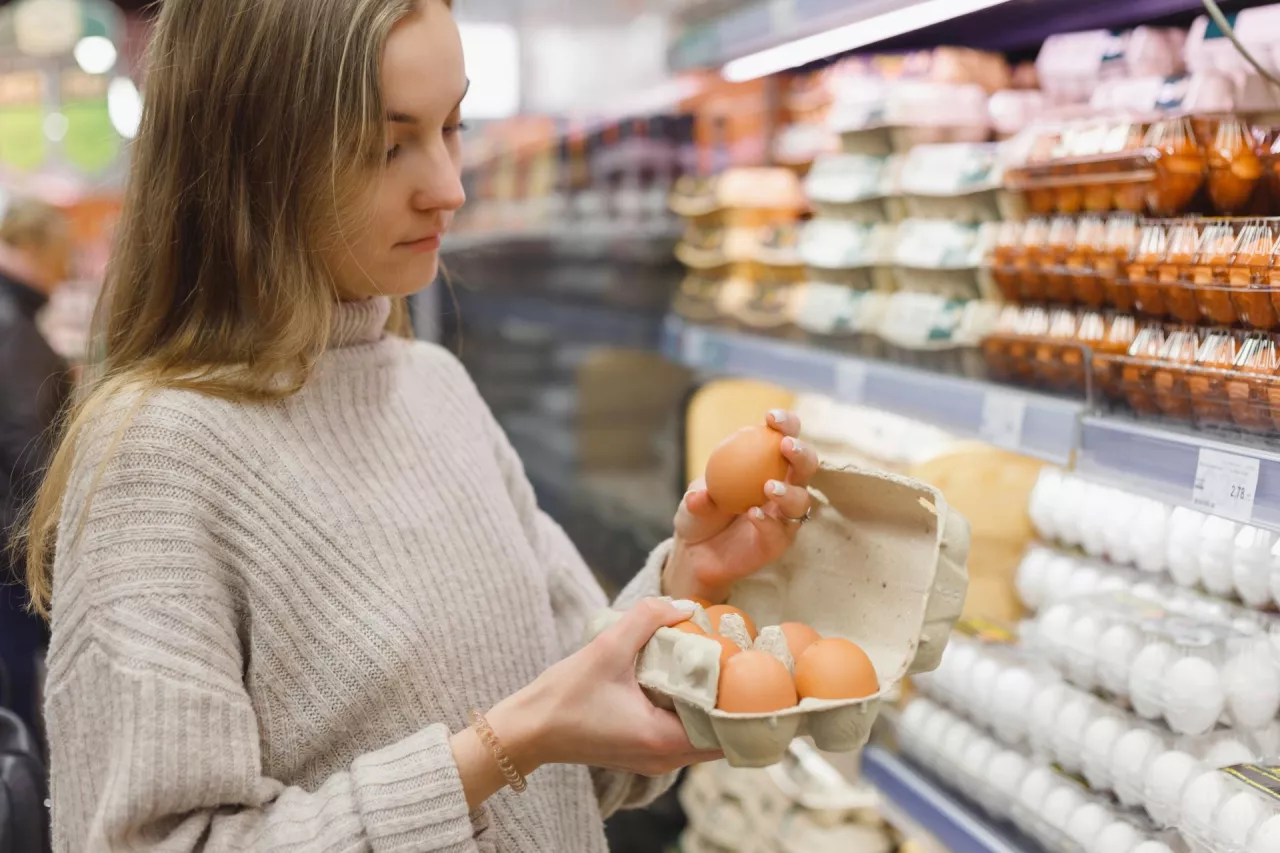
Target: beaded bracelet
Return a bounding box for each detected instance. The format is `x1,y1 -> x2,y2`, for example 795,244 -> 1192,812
470,709 -> 527,793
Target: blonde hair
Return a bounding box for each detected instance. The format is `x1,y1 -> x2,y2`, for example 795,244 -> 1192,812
21,0 -> 446,617
0,197 -> 68,253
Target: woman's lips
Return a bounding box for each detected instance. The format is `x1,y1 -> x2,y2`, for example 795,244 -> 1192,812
397,234 -> 442,253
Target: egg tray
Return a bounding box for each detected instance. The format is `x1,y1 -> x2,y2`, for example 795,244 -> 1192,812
1178,762 -> 1280,853
585,464 -> 970,768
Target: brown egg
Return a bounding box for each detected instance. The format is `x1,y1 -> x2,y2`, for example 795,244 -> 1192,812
710,635 -> 742,669
706,605 -> 758,640
716,650 -> 798,713
689,596 -> 715,609
779,622 -> 822,659
704,425 -> 788,515
795,638 -> 879,701
671,620 -> 706,636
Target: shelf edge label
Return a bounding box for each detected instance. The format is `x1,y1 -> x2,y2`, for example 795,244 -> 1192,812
1192,447 -> 1260,524
978,391 -> 1027,450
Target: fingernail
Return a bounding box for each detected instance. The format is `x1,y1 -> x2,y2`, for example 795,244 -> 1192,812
786,438 -> 803,454
767,480 -> 787,497
769,409 -> 787,424
750,507 -> 767,521
671,600 -> 699,613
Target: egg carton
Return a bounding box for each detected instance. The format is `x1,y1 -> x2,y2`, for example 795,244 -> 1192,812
586,465 -> 969,768
1179,762 -> 1280,853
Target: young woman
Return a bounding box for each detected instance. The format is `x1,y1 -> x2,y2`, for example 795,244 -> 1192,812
23,1 -> 819,851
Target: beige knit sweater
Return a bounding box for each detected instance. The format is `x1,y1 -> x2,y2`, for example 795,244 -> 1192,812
45,297 -> 673,853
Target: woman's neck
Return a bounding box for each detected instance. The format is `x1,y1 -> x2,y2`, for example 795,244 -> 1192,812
330,296 -> 392,347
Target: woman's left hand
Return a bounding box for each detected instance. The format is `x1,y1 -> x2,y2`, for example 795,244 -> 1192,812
662,409 -> 820,604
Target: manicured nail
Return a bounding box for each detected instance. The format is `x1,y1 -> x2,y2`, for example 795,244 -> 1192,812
769,409 -> 788,424
786,438 -> 803,455
671,600 -> 699,613
767,480 -> 787,497
750,507 -> 767,521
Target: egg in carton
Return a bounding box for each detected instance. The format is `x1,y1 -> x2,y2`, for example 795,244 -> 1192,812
585,464 -> 969,768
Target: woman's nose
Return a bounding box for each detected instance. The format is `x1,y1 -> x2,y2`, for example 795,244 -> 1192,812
412,146 -> 466,213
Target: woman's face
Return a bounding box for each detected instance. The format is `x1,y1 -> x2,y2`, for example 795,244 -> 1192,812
327,1 -> 468,301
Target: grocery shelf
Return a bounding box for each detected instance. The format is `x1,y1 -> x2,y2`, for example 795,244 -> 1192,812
861,746 -> 1041,853
664,317 -> 1083,465
454,290 -> 668,349
668,0 -> 1231,71
444,224 -> 680,264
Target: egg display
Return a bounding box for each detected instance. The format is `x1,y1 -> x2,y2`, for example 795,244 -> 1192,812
704,424 -> 789,515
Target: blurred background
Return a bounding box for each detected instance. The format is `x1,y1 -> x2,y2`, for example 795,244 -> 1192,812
14,0 -> 1280,851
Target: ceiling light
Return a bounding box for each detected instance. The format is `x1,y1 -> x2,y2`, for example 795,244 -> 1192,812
458,23 -> 521,120
73,35 -> 117,75
722,0 -> 1016,83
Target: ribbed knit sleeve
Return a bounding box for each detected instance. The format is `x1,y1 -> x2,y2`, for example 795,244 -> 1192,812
45,398 -> 481,853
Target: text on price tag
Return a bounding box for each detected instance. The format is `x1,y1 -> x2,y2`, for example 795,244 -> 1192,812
1192,448 -> 1260,524
978,391 -> 1027,450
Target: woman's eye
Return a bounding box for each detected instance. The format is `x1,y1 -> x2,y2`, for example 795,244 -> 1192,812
444,121 -> 469,137
386,143 -> 402,162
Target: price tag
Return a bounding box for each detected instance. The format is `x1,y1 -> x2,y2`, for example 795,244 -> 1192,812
834,360 -> 868,405
1192,448 -> 1260,524
979,391 -> 1027,450
681,327 -> 708,365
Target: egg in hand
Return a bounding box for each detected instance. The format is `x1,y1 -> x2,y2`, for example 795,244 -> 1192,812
704,425 -> 788,515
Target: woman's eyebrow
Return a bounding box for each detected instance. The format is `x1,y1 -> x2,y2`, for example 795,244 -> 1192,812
386,80 -> 471,125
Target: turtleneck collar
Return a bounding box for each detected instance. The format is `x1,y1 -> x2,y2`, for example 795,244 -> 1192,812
330,296 -> 392,348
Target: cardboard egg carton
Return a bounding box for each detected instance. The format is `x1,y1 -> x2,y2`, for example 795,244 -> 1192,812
585,464 -> 969,767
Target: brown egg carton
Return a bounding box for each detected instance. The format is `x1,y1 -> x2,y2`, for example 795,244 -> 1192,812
584,464 -> 970,768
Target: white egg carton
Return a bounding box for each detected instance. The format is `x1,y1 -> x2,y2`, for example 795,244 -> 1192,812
1179,763 -> 1280,853
586,465 -> 969,768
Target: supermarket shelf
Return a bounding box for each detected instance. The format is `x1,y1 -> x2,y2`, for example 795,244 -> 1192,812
1077,415 -> 1280,529
861,746 -> 1041,853
664,318 -> 1083,465
669,0 -> 1236,70
455,290 -> 668,349
444,224 -> 680,264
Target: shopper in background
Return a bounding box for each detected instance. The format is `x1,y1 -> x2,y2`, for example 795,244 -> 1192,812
0,197 -> 70,740
23,1 -> 818,852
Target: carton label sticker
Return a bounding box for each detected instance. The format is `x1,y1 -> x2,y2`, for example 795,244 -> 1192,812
1223,765 -> 1280,802
1192,448 -> 1259,524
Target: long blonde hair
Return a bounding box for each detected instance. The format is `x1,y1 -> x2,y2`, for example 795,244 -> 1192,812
22,0 -> 441,617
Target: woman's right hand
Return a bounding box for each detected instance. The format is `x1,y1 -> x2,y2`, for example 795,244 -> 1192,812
488,599 -> 722,778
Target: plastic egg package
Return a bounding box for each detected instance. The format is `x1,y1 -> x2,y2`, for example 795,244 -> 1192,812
899,696 -> 1177,853
1177,763 -> 1280,853
1028,468 -> 1280,611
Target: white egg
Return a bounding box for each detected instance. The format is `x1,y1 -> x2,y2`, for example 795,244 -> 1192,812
1236,526 -> 1277,608
1181,770 -> 1230,835
1042,558 -> 1077,608
1166,507 -> 1207,587
1028,682 -> 1067,750
1225,651 -> 1280,729
1038,603 -> 1076,665
1097,573 -> 1133,596
1112,728 -> 1163,807
1080,484 -> 1113,557
1132,499 -> 1172,574
1016,547 -> 1053,611
1095,821 -> 1142,853
901,700 -> 936,737
1130,581 -> 1162,601
1067,803 -> 1111,848
940,642 -> 977,698
1131,843 -> 1174,853
920,712 -> 953,752
1200,516 -> 1242,596
1130,643 -> 1174,719
1067,616 -> 1102,686
1163,656 -> 1225,735
1056,476 -> 1089,547
968,657 -> 1002,715
1250,814 -> 1280,853
1054,697 -> 1095,773
1141,750 -> 1199,827
1105,491 -> 1142,566
1029,468 -> 1065,540
1066,565 -> 1103,600
1097,623 -> 1142,696
993,667 -> 1036,739
1202,738 -> 1255,769
1042,785 -> 1085,829
985,750 -> 1029,798
963,737 -> 998,777
943,721 -> 977,762
1019,766 -> 1056,812
1256,721 -> 1280,756
1082,716 -> 1125,791
1218,791 -> 1270,849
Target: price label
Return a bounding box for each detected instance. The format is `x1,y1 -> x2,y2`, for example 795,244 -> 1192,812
834,360 -> 868,405
979,392 -> 1027,450
681,327 -> 707,364
1192,448 -> 1260,524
